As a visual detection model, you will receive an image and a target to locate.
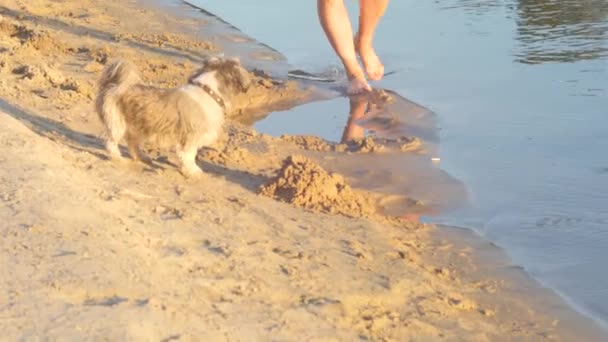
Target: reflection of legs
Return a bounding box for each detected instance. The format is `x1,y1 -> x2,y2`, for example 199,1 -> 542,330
318,0 -> 371,94
341,96 -> 369,143
356,0 -> 388,80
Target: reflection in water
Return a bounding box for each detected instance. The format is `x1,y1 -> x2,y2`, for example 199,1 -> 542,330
339,90 -> 440,145
515,0 -> 608,64
438,0 -> 504,15
340,94 -> 423,222
440,0 -> 608,64
341,96 -> 368,143
340,93 -> 399,143
332,91 -> 466,222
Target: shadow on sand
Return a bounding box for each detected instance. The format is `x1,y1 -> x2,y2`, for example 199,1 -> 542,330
0,96 -> 268,192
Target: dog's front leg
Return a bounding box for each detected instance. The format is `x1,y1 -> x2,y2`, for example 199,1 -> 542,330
177,143 -> 203,178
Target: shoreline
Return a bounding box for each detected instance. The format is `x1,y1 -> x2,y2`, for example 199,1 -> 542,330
444,221 -> 608,334
136,0 -> 608,333
0,0 -> 605,339
180,0 -> 608,332
436,224 -> 608,335
180,0 -> 608,331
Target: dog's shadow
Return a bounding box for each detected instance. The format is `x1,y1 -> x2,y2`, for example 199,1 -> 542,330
197,158 -> 269,193
0,97 -> 268,193
147,152 -> 268,193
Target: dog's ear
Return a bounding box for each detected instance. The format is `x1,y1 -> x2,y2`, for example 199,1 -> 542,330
228,58 -> 250,91
187,67 -> 205,85
203,56 -> 221,68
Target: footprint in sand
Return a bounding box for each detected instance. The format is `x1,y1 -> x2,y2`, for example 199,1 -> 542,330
83,296 -> 128,307
203,239 -> 232,257
341,239 -> 374,260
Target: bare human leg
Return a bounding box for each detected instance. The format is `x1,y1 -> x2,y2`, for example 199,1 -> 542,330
318,0 -> 371,94
356,0 -> 388,80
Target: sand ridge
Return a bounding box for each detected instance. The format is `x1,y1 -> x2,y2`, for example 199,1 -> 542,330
0,0 -> 605,340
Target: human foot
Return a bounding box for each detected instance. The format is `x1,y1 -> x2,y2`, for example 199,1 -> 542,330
355,36 -> 384,81
347,76 -> 372,95
342,58 -> 371,94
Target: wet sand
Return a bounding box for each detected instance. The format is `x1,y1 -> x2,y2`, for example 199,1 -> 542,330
0,0 -> 605,339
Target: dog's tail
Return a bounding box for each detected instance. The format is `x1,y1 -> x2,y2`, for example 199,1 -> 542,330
96,60 -> 141,141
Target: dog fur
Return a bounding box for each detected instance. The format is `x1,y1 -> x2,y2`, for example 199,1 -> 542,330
95,57 -> 251,177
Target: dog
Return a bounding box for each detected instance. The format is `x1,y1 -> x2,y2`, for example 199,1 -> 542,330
95,56 -> 251,177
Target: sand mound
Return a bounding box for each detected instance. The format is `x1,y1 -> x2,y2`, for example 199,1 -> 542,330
13,63 -> 64,84
0,20 -> 32,39
340,136 -> 385,153
335,136 -> 425,154
398,136 -> 424,152
278,134 -> 422,154
79,46 -> 113,65
22,30 -> 69,53
12,63 -> 93,99
203,146 -> 253,166
259,155 -> 376,218
279,134 -> 333,152
0,19 -> 69,54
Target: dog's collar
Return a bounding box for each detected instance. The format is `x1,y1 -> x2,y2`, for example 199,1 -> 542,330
190,81 -> 226,110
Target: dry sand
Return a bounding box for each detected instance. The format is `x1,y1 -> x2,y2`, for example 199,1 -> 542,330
0,0 -> 605,340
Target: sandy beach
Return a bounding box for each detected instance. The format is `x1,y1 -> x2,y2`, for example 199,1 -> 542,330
0,0 -> 605,340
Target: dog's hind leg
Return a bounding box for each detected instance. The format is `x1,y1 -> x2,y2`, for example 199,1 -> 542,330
176,142 -> 202,178
106,137 -> 124,161
103,108 -> 127,161
126,133 -> 152,164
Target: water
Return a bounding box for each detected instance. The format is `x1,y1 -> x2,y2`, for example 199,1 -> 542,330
185,0 -> 608,329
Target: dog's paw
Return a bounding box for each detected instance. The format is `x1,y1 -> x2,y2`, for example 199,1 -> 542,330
109,154 -> 127,163
181,167 -> 204,179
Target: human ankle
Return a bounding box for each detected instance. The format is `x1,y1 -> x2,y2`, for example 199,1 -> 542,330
341,59 -> 365,80
347,77 -> 371,94
346,69 -> 366,81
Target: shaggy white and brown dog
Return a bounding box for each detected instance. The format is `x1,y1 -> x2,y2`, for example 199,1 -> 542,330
95,57 -> 250,177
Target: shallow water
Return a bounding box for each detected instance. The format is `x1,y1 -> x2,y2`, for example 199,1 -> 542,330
186,0 -> 608,329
